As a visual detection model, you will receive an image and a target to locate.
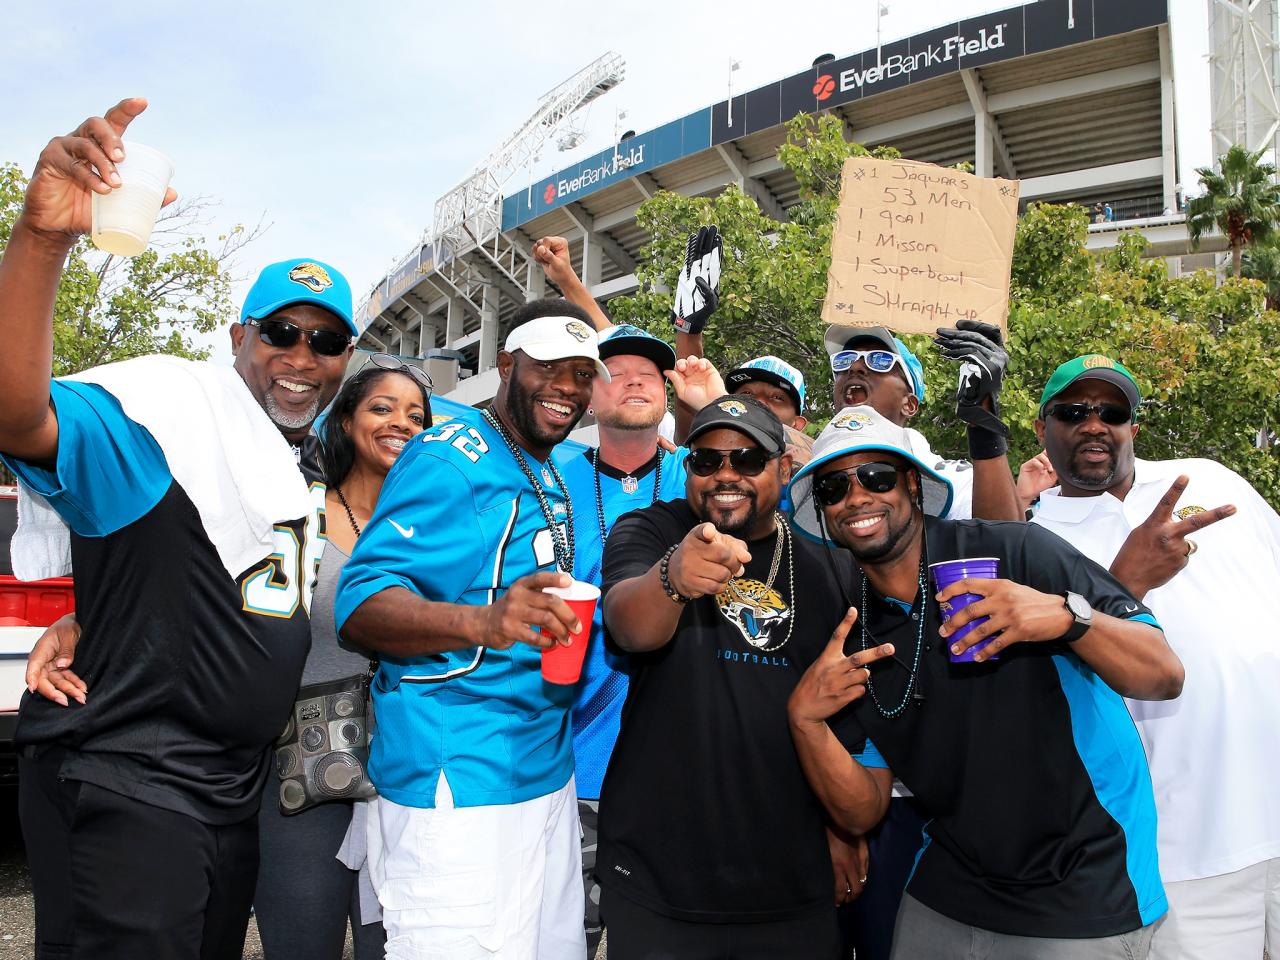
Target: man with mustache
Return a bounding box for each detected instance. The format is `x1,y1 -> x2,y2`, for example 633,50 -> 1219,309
786,404 -> 1184,959
597,396 -> 867,958
1027,355 -> 1279,960
336,301 -> 609,959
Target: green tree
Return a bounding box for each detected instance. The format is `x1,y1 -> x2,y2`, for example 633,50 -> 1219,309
1185,144 -> 1280,278
608,116 -> 1280,506
0,162 -> 263,376
1241,239 -> 1280,310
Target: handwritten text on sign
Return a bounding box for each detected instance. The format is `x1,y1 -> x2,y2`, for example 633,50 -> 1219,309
821,158 -> 1020,335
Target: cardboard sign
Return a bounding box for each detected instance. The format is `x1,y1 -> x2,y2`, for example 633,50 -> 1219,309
821,157 -> 1020,335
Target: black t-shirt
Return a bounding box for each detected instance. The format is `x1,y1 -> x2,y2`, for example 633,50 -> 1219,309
848,518 -> 1166,938
5,381 -> 324,826
598,499 -> 861,923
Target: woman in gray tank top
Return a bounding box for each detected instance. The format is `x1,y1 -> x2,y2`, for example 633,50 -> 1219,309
255,356 -> 431,959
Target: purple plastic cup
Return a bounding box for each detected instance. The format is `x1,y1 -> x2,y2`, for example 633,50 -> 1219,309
930,558 -> 1000,663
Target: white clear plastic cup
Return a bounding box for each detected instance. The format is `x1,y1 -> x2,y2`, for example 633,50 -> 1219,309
90,141 -> 175,257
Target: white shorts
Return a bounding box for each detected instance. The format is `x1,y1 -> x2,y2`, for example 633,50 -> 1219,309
366,773 -> 584,960
1150,858 -> 1280,960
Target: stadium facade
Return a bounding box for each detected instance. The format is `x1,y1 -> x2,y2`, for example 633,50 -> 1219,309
355,0 -> 1205,407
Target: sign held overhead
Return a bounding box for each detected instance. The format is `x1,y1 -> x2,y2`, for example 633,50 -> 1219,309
821,157 -> 1020,336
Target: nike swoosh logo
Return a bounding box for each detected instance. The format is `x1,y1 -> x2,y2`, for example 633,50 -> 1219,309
389,519 -> 415,538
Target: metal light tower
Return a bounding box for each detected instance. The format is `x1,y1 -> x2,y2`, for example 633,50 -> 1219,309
1209,0 -> 1280,163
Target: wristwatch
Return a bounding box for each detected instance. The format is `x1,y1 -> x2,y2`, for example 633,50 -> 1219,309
1060,591 -> 1093,643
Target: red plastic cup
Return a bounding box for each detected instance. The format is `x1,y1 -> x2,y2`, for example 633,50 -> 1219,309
929,557 -> 1000,663
540,581 -> 600,684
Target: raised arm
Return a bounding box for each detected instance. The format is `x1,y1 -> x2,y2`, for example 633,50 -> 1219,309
787,610 -> 896,834
532,235 -> 612,332
0,98 -> 174,465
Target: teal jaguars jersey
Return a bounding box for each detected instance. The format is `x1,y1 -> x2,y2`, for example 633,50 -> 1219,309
556,445 -> 689,799
335,408 -> 576,809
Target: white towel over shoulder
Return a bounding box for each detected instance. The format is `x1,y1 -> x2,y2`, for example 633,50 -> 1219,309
12,356 -> 313,583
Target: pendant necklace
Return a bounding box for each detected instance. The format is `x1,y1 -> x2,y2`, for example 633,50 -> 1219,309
482,409 -> 575,572
859,552 -> 927,720
593,447 -> 663,544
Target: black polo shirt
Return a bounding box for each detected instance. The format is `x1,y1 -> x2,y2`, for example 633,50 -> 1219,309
847,517 -> 1166,938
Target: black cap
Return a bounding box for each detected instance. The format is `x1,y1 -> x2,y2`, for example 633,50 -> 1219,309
687,395 -> 786,455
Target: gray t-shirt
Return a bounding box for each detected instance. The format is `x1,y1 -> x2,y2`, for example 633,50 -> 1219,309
305,541 -> 375,685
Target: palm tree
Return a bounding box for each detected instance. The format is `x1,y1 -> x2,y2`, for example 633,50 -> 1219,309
1186,144 -> 1280,277
1241,241 -> 1280,310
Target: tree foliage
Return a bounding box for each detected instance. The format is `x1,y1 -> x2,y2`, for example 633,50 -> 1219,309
1185,144 -> 1280,277
0,162 -> 263,376
609,115 -> 1280,506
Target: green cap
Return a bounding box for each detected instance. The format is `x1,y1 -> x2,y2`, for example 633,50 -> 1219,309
1039,355 -> 1141,416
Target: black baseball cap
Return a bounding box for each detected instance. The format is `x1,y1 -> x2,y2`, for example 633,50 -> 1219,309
687,395 -> 786,455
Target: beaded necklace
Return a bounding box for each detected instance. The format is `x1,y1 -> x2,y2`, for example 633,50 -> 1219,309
482,409 -> 575,572
859,552 -> 928,720
592,447 -> 662,544
334,485 -> 362,536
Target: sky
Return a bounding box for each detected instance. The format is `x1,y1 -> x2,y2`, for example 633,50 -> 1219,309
2,1 -> 1212,362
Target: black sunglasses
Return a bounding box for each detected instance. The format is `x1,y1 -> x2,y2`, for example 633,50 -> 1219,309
365,353 -> 434,395
1046,402 -> 1132,426
688,447 -> 777,477
247,318 -> 351,357
813,462 -> 903,506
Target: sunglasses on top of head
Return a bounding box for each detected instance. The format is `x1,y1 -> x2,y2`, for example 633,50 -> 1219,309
813,461 -> 905,506
365,353 -> 434,395
688,447 -> 778,478
1045,402 -> 1133,426
830,349 -> 903,375
246,318 -> 352,357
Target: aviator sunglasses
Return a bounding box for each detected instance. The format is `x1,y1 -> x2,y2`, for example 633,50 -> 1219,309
688,447 -> 778,477
365,353 -> 434,395
830,349 -> 903,375
813,462 -> 905,506
1045,402 -> 1133,426
246,318 -> 352,357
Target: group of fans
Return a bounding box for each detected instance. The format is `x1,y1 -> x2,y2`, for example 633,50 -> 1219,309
1,99 -> 1277,960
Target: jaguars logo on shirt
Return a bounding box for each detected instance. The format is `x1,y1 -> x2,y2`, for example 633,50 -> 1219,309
717,578 -> 793,649
288,262 -> 334,293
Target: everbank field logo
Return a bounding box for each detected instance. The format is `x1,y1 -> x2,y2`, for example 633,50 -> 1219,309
839,23 -> 1007,94
544,143 -> 647,206
813,74 -> 836,101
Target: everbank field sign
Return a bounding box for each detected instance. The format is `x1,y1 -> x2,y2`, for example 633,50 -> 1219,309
838,23 -> 1007,93
548,144 -> 646,204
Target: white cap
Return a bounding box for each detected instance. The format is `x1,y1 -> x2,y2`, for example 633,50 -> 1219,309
504,316 -> 611,382
786,405 -> 954,543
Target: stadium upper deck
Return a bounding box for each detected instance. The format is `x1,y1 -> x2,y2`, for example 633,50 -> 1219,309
357,0 -> 1194,404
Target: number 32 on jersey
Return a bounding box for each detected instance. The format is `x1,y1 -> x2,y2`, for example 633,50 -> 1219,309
241,483 -> 328,619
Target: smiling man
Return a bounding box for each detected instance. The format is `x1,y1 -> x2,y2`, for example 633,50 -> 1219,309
0,98 -> 352,959
596,396 -> 867,959
336,299 -> 607,959
1027,355 -> 1280,960
785,405 -> 1183,960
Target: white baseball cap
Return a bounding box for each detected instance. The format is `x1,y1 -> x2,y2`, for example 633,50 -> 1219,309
504,315 -> 611,382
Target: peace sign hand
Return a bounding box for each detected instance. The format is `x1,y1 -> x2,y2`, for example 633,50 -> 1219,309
20,97 -> 177,244
788,608 -> 895,726
1109,475 -> 1236,599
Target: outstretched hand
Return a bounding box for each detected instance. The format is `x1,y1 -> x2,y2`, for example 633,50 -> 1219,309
532,235 -> 578,292
665,356 -> 726,413
789,608 -> 895,724
667,522 -> 751,599
21,98 -> 177,243
671,225 -> 722,334
1109,476 -> 1235,598
934,319 -> 1008,433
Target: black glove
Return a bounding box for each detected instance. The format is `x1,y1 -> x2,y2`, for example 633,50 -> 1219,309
934,319 -> 1010,458
671,225 -> 722,335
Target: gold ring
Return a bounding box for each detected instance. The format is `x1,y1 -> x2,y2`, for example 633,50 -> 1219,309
1185,539 -> 1198,557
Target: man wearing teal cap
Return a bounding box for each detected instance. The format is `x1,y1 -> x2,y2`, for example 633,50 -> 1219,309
1028,354 -> 1278,960
1,99 -> 353,958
